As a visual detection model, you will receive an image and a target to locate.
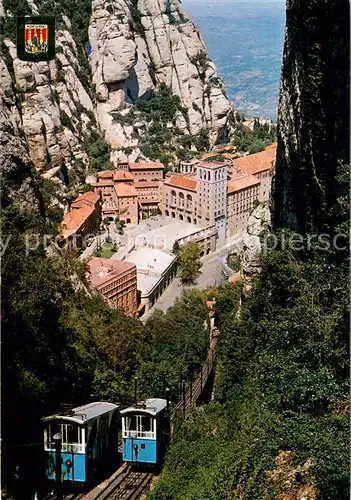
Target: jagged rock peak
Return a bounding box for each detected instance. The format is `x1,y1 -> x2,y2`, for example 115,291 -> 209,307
1,0 -> 232,175
89,0 -> 231,148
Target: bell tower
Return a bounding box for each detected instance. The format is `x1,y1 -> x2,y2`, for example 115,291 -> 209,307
196,162 -> 227,248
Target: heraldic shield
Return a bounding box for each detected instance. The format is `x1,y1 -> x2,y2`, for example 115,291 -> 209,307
17,17 -> 55,61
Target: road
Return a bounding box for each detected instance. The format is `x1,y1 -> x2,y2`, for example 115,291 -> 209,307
79,232 -> 107,261
141,235 -> 243,322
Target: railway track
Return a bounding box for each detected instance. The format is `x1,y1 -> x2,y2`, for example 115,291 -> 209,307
43,492 -> 84,500
85,463 -> 153,500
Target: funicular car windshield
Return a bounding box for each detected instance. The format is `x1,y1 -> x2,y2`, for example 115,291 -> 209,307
123,415 -> 155,439
45,421 -> 85,453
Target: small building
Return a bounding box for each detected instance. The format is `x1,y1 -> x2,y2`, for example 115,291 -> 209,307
71,191 -> 101,219
232,142 -> 277,201
59,194 -> 100,251
86,257 -> 138,316
226,174 -> 261,236
122,247 -> 178,316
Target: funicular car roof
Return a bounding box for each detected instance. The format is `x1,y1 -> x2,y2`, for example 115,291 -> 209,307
41,402 -> 118,424
120,398 -> 167,417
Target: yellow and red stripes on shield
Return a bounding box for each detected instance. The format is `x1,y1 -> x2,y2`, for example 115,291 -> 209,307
25,25 -> 48,44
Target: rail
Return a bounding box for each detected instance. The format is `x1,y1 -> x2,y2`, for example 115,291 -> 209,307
45,327 -> 220,500
172,327 -> 219,415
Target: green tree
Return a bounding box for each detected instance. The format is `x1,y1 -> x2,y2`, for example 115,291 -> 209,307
177,242 -> 202,283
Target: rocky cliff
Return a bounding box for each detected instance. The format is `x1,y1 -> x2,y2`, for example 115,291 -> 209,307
1,0 -> 232,178
0,69 -> 43,213
272,0 -> 349,234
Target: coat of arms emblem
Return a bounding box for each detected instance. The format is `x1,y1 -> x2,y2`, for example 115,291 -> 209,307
17,17 -> 55,61
24,23 -> 48,54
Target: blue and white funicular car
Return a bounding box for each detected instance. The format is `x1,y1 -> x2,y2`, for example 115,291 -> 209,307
121,398 -> 170,466
42,402 -> 118,485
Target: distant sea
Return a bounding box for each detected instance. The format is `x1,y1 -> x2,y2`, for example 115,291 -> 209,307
182,1 -> 286,121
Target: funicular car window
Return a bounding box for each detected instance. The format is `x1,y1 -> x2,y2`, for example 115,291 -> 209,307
46,422 -> 60,450
140,416 -> 151,432
62,424 -> 84,453
126,416 -> 137,431
124,415 -> 154,438
46,422 -> 83,453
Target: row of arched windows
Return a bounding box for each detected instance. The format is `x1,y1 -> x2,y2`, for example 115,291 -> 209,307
170,191 -> 193,208
198,168 -> 225,181
165,210 -> 196,225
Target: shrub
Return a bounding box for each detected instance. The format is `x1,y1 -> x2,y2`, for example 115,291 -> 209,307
60,110 -> 75,133
111,112 -> 135,125
84,131 -> 112,171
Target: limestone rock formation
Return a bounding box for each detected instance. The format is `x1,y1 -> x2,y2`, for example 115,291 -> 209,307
89,0 -> 231,149
241,202 -> 271,289
1,0 -> 232,176
272,0 -> 349,234
0,78 -> 41,214
2,26 -> 94,177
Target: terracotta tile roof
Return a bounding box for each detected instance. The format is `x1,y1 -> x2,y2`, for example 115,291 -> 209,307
233,142 -> 277,175
113,170 -> 134,180
114,183 -> 138,197
129,162 -> 164,170
164,175 -> 197,191
72,191 -> 100,206
230,274 -> 242,283
97,170 -> 114,179
87,257 -> 136,288
60,205 -> 95,238
134,181 -> 160,188
227,174 -> 260,193
199,152 -> 219,160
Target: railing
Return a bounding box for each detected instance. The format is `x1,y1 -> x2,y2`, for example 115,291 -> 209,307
172,328 -> 219,415
46,443 -> 85,453
123,430 -> 155,439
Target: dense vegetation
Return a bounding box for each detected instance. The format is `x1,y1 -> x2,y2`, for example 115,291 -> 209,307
150,223 -> 349,498
176,241 -> 202,284
231,113 -> 277,154
1,162 -> 211,496
133,83 -> 210,167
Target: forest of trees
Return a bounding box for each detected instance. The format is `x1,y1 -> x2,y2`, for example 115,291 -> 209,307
1,164 -> 215,495
150,226 -> 349,498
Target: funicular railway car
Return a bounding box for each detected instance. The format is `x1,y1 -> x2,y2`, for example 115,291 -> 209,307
121,398 -> 170,466
42,402 -> 118,486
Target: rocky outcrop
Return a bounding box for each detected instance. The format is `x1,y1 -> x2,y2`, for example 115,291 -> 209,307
89,0 -> 231,151
0,75 -> 41,214
2,23 -> 94,177
272,0 -> 349,234
1,0 -> 232,175
241,202 -> 271,290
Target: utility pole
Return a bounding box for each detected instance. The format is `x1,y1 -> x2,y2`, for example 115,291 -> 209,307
134,376 -> 138,404
53,433 -> 62,500
162,371 -> 166,399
